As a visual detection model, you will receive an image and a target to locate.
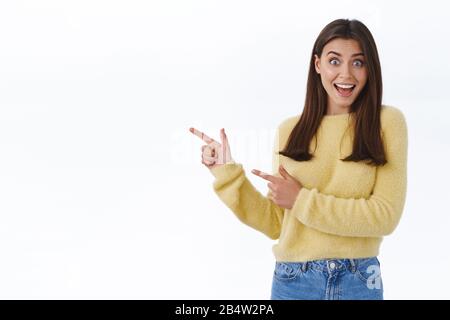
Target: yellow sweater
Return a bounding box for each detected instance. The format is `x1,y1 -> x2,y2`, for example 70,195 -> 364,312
209,105 -> 408,262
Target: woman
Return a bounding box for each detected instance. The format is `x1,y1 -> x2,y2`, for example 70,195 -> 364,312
189,19 -> 407,300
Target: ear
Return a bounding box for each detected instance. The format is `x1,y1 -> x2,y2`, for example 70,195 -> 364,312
314,54 -> 321,74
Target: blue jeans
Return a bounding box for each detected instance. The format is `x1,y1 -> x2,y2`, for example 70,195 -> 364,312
271,257 -> 383,300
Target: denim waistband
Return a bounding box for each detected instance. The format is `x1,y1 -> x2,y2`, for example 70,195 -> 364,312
277,257 -> 378,273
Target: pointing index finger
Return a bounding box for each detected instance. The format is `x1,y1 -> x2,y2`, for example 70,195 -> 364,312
189,127 -> 218,144
251,169 -> 277,183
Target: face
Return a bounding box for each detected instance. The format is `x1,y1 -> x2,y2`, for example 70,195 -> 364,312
314,38 -> 368,114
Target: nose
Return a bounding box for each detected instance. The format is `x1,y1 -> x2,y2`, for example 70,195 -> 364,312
338,62 -> 354,79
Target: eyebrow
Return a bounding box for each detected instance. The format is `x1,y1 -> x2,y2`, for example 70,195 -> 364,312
327,51 -> 364,57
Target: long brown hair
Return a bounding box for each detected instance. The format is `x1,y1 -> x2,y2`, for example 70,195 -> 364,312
279,19 -> 387,166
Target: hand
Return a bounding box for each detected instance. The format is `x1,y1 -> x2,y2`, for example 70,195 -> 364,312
189,127 -> 233,170
251,165 -> 303,209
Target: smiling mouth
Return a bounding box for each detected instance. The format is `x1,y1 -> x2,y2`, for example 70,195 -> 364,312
334,83 -> 356,97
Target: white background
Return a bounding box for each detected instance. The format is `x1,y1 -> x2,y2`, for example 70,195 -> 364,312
0,0 -> 449,299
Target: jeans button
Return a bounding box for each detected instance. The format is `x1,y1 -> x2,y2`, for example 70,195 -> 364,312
329,262 -> 336,270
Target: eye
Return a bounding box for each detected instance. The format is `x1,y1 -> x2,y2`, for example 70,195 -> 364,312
329,58 -> 339,65
353,59 -> 364,67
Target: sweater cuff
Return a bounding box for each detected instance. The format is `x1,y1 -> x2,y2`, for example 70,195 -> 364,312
209,162 -> 242,180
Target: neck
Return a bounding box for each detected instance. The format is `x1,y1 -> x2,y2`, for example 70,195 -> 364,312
326,104 -> 351,115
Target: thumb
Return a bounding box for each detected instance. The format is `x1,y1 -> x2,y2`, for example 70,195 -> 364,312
220,128 -> 227,143
218,128 -> 232,164
278,165 -> 292,180
221,128 -> 231,151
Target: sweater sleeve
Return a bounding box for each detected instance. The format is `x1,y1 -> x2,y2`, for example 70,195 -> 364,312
290,109 -> 408,238
208,127 -> 285,240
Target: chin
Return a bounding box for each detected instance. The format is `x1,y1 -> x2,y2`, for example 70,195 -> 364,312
332,99 -> 353,109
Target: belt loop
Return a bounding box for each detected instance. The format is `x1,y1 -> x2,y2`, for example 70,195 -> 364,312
301,262 -> 308,272
349,259 -> 356,273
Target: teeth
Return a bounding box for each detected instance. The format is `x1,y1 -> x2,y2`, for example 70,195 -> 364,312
335,84 -> 355,89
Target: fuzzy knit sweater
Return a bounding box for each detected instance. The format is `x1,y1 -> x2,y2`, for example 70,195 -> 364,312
209,105 -> 408,262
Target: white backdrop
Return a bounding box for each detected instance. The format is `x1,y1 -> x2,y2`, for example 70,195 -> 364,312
0,0 -> 449,299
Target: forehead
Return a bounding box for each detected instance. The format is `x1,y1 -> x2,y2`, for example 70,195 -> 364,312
322,38 -> 363,56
